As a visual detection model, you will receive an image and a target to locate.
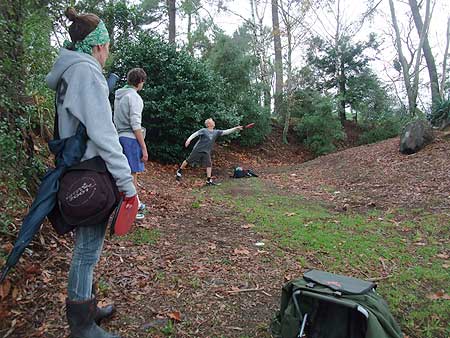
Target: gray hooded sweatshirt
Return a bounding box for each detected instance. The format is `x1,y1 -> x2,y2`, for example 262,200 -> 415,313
114,87 -> 144,139
46,48 -> 136,197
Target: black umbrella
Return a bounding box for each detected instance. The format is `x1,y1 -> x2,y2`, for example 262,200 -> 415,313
0,124 -> 87,283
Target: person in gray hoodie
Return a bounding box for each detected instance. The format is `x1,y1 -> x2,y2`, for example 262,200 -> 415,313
46,7 -> 135,338
114,68 -> 148,219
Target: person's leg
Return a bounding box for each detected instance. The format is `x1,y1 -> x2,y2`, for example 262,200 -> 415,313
67,223 -> 120,337
180,160 -> 188,169
205,155 -> 216,185
131,172 -> 145,218
176,160 -> 189,180
132,173 -> 143,206
68,222 -> 108,301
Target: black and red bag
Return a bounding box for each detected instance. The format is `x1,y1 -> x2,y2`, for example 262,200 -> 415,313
48,156 -> 120,234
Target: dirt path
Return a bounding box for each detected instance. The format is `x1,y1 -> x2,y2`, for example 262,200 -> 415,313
0,165 -> 301,338
1,136 -> 449,337
99,169 -> 303,338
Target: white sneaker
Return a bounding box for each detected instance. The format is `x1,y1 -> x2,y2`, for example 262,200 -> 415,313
176,169 -> 182,181
136,213 -> 145,220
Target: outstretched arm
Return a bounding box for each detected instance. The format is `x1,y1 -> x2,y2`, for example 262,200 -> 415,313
221,125 -> 243,136
185,130 -> 201,147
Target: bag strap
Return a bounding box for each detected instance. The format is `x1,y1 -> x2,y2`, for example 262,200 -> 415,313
53,80 -> 61,140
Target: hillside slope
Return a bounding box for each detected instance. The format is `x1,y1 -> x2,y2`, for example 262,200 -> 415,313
1,129 -> 448,337
262,134 -> 450,212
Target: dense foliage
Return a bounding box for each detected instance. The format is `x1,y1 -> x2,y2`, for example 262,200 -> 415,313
301,34 -> 379,124
205,33 -> 271,147
292,91 -> 345,156
358,117 -> 403,145
112,33 -> 240,163
429,98 -> 450,128
0,1 -> 52,233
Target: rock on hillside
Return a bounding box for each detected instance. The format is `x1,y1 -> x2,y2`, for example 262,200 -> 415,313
266,134 -> 450,212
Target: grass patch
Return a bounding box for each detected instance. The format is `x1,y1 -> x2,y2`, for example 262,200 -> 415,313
191,200 -> 202,209
125,228 -> 160,245
210,179 -> 450,338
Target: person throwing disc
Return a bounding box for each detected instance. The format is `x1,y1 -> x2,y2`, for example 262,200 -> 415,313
176,118 -> 243,185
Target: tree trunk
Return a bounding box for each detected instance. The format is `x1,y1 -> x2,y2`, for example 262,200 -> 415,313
282,21 -> 292,144
271,0 -> 283,118
389,0 -> 416,115
410,0 -> 431,111
187,11 -> 193,55
258,7 -> 271,108
409,0 -> 440,110
167,0 -> 176,43
249,0 -> 262,105
334,0 -> 346,125
441,17 -> 450,99
338,59 -> 346,124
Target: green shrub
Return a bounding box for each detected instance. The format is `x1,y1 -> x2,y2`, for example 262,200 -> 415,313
293,92 -> 345,156
236,95 -> 271,147
429,98 -> 450,128
358,120 -> 401,145
112,33 -> 240,163
205,33 -> 271,147
357,110 -> 413,145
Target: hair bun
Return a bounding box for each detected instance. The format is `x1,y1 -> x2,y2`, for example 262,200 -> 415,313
65,7 -> 78,22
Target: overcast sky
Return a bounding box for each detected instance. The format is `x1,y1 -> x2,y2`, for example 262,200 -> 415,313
140,0 -> 449,107
188,0 -> 449,105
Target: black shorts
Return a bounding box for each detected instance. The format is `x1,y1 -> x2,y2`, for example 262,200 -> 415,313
186,151 -> 212,167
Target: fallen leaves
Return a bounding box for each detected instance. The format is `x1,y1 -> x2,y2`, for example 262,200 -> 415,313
167,310 -> 181,322
233,248 -> 250,256
0,280 -> 11,299
436,253 -> 449,259
426,291 -> 450,300
2,131 -> 450,337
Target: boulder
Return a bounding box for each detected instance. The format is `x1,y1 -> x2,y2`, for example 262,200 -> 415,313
399,120 -> 434,154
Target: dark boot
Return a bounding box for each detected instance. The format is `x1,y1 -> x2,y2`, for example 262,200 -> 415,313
94,298 -> 115,324
91,286 -> 116,324
66,298 -> 121,338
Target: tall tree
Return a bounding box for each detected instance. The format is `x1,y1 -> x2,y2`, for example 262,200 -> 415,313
388,0 -> 431,116
249,0 -> 272,108
167,0 -> 176,43
408,0 -> 440,110
303,34 -> 378,121
304,0 -> 382,124
75,0 -> 162,48
271,0 -> 284,118
440,17 -> 450,99
180,0 -> 200,54
388,0 -> 415,115
279,0 -> 312,143
205,32 -> 271,146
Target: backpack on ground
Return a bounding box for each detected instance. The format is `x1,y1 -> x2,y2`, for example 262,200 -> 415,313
271,270 -> 403,338
232,166 -> 258,178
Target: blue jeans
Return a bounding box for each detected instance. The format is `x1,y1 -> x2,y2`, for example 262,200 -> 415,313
68,222 -> 108,301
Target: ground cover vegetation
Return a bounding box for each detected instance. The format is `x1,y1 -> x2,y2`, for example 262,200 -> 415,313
0,0 -> 449,337
211,179 -> 449,338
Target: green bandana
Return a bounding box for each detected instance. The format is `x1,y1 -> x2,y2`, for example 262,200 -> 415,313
63,20 -> 110,55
